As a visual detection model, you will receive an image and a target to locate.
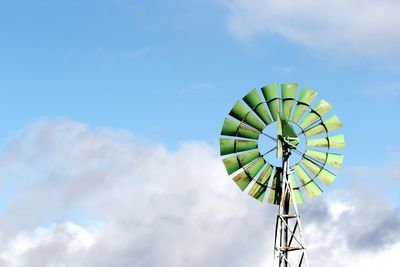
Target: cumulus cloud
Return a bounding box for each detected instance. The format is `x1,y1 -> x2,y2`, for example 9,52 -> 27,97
0,223 -> 93,267
0,119 -> 397,266
219,0 -> 400,56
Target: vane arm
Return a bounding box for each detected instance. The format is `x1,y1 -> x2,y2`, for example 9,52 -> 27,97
262,146 -> 277,157
262,132 -> 277,142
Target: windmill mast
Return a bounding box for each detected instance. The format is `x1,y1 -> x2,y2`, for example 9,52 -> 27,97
282,147 -> 291,267
274,144 -> 308,267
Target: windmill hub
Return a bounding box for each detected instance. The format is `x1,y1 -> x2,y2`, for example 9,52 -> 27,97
258,120 -> 307,168
219,82 -> 345,267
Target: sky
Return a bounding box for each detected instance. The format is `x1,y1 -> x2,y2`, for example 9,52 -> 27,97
0,0 -> 399,266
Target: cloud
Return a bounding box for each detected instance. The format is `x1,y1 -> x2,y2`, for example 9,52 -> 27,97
0,223 -> 93,267
0,119 -> 398,266
0,119 -> 272,267
219,0 -> 400,56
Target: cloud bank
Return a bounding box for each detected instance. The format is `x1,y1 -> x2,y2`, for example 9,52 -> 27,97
0,119 -> 397,266
220,0 -> 400,56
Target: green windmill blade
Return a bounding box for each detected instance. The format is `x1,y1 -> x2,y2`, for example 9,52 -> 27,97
304,115 -> 342,137
221,118 -> 260,140
220,138 -> 258,156
294,164 -> 323,199
261,83 -> 280,121
281,83 -> 298,120
301,158 -> 336,186
248,164 -> 274,202
243,89 -> 273,125
232,157 -> 266,191
307,134 -> 346,149
232,171 -> 252,191
222,150 -> 261,175
299,99 -> 333,129
305,149 -> 344,169
291,88 -> 318,123
229,101 -> 266,132
290,173 -> 304,204
245,157 -> 266,178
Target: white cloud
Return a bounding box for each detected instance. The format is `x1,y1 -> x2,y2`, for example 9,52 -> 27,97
0,222 -> 93,267
0,119 -> 398,266
220,0 -> 400,56
328,200 -> 354,221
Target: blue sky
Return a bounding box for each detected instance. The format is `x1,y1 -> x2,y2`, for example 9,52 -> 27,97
1,0 -> 399,155
0,1 -> 399,266
1,1 -> 399,160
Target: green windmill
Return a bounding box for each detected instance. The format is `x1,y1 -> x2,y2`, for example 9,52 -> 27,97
220,83 -> 345,267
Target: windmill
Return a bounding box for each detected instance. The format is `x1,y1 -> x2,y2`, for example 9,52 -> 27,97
220,83 -> 345,267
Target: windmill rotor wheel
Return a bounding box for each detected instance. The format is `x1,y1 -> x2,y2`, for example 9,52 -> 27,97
220,83 -> 346,205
